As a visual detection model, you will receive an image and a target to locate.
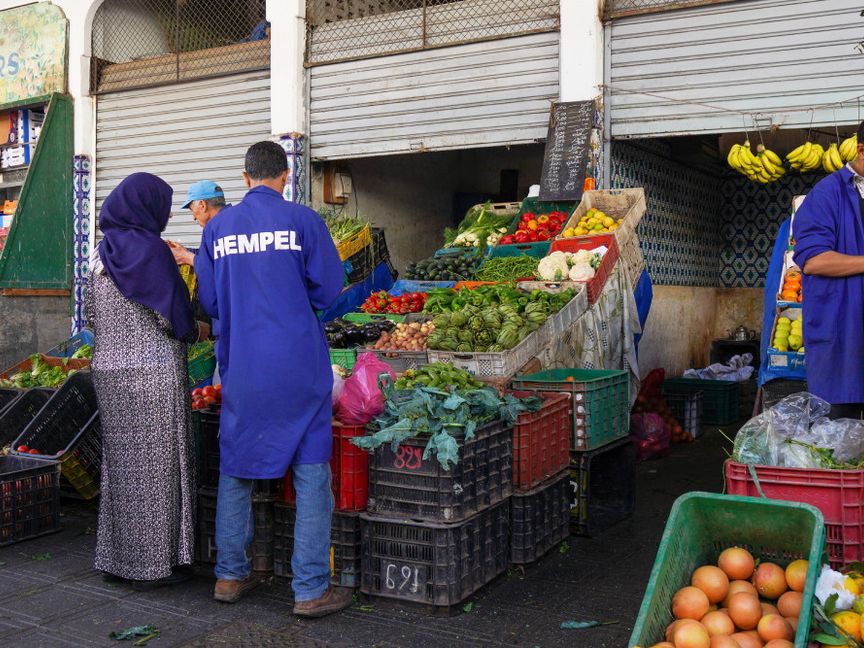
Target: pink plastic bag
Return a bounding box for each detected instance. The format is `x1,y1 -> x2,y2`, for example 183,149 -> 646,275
630,412 -> 670,461
334,352 -> 396,426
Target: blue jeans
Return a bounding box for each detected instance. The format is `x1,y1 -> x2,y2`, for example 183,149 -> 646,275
215,463 -> 333,601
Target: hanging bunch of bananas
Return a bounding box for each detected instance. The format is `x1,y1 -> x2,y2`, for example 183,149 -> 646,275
786,142 -> 825,172
822,143 -> 845,173
840,133 -> 859,163
727,140 -> 786,183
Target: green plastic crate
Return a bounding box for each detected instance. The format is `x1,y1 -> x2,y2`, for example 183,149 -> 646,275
511,368 -> 629,451
329,348 -> 356,371
629,492 -> 825,648
188,349 -> 216,387
663,378 -> 740,426
489,197 -> 576,260
343,312 -> 406,324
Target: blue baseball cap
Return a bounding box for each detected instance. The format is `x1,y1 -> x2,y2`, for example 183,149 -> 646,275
182,180 -> 225,209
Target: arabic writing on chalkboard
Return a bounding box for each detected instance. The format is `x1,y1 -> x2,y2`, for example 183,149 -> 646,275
539,101 -> 595,202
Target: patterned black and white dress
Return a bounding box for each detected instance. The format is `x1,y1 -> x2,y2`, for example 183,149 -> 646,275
85,265 -> 196,581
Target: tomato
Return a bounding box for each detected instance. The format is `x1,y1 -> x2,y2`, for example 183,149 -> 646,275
514,232 -> 529,243
204,395 -> 218,406
191,388 -> 203,398
28,449 -> 40,455
214,384 -> 222,393
16,445 -> 28,453
202,386 -> 216,399
528,231 -> 539,242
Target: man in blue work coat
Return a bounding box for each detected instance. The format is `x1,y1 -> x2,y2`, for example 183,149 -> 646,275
793,121 -> 864,418
195,141 -> 350,616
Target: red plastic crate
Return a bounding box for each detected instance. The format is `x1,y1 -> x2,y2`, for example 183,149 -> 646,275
507,391 -> 571,491
725,460 -> 864,568
283,423 -> 368,511
548,234 -> 620,304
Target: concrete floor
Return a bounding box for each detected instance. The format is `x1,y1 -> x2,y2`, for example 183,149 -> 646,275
0,426 -> 732,648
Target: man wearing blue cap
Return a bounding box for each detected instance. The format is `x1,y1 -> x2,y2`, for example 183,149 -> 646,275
168,181 -> 229,266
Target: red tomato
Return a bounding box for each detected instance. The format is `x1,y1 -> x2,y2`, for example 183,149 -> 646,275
514,232 -> 529,243
202,386 -> 216,399
528,231 -> 539,242
28,449 -> 40,455
16,445 -> 28,453
214,384 -> 222,393
191,388 -> 203,398
204,395 -> 217,406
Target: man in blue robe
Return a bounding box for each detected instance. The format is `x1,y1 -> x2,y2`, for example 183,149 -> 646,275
793,121 -> 864,418
196,141 -> 350,616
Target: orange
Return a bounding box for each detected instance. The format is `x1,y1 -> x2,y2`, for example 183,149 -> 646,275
781,290 -> 798,301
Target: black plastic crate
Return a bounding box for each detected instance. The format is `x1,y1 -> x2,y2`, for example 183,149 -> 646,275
196,487 -> 274,572
0,387 -> 20,415
367,419 -> 512,523
0,455 -> 61,546
371,228 -> 398,280
663,391 -> 703,439
344,245 -> 374,285
511,470 -> 571,564
273,503 -> 361,588
0,388 -> 52,449
195,409 -> 281,496
360,499 -> 510,609
762,378 -> 807,411
568,437 -> 635,536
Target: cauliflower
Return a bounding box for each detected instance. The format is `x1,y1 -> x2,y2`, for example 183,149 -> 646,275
538,252 -> 570,281
572,249 -> 592,265
568,263 -> 595,282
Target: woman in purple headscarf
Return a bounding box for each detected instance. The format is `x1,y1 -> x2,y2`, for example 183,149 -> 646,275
85,173 -> 199,588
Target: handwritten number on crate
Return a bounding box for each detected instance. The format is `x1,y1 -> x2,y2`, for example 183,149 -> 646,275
384,562 -> 423,596
393,445 -> 422,470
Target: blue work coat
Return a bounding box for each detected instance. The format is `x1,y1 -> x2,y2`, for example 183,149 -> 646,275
195,186 -> 344,478
793,166 -> 864,405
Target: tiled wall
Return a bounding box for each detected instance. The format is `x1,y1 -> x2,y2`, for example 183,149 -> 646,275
719,174 -> 821,288
611,139 -> 823,289
611,140 -> 723,287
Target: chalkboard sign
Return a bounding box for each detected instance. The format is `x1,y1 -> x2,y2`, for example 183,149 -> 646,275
539,101 -> 595,202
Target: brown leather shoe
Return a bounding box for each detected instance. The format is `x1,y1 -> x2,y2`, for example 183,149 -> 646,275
293,584 -> 353,618
213,575 -> 260,603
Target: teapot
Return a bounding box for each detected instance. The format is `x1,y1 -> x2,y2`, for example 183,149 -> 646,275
732,325 -> 756,341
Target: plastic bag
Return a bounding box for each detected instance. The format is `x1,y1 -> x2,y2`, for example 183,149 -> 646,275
683,354 -> 754,382
630,413 -> 670,461
331,365 -> 346,406
334,352 -> 396,426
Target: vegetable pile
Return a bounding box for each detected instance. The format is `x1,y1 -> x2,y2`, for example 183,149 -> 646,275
191,384 -> 222,411
322,212 -> 368,244
352,378 -> 542,469
395,363 -> 484,391
0,355 -> 78,389
498,211 -> 567,245
423,284 -> 574,316
537,249 -> 604,282
361,291 -> 427,314
325,318 -> 396,349
71,344 -> 93,360
427,303 -> 547,353
370,321 -> 436,351
472,256 -> 539,282
405,252 -> 480,281
444,202 -> 515,250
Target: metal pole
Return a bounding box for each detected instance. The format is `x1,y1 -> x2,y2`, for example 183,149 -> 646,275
175,0 -> 181,82
422,0 -> 427,48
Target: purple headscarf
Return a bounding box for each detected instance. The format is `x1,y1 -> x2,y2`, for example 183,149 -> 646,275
98,173 -> 195,341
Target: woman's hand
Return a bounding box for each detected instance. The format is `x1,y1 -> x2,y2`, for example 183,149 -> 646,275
197,321 -> 211,342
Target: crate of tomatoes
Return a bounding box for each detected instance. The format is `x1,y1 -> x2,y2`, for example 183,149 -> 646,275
360,290 -> 427,315
191,384 -> 222,411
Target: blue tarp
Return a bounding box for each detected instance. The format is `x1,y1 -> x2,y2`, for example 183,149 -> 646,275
758,218 -> 805,385
318,262 -> 396,322
633,270 -> 652,353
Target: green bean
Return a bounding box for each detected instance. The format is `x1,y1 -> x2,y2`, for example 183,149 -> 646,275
473,256 -> 538,282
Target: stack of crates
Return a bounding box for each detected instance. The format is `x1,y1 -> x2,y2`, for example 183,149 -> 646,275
194,409 -> 279,573
507,391 -> 572,564
360,418 -> 513,611
510,369 -> 636,536
276,423 -> 366,588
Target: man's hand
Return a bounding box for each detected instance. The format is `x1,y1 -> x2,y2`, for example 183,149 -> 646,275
166,240 -> 195,266
197,321 -> 211,341
803,251 -> 864,277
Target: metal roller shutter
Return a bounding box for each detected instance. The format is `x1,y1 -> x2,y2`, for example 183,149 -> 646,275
608,0 -> 864,138
95,71 -> 271,247
309,31 -> 560,160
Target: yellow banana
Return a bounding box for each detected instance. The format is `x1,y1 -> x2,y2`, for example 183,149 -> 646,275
803,145 -> 823,171
760,153 -> 779,176
822,150 -> 834,173
829,143 -> 843,171
727,144 -> 742,170
787,142 -> 812,164
840,135 -> 856,161
764,148 -> 783,167
741,141 -> 759,166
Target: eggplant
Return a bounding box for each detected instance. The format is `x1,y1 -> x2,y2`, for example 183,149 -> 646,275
344,326 -> 365,346
328,331 -> 346,348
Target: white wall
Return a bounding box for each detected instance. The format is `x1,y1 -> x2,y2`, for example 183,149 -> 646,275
560,0 -> 604,101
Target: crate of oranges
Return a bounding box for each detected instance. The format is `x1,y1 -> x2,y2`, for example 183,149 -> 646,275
778,266 -> 802,305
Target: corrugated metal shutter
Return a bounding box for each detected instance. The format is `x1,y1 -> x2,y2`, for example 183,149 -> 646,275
95,71 -> 271,247
309,32 -> 559,160
608,0 -> 864,138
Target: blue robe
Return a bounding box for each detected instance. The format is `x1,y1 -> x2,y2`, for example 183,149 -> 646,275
793,166 -> 864,404
195,186 -> 344,478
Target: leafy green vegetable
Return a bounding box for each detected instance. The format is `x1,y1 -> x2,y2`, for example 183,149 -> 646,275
0,355 -> 76,389
320,210 -> 368,243
71,344 -> 93,359
352,379 -> 542,469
